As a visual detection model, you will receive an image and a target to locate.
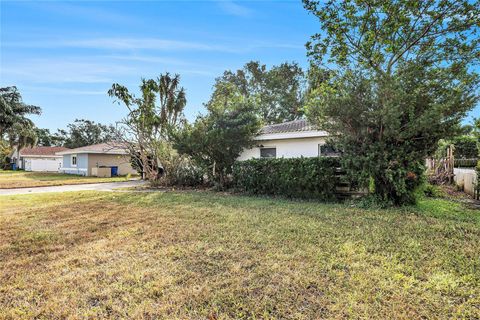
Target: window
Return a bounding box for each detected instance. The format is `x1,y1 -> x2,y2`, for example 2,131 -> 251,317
71,155 -> 77,167
318,144 -> 340,157
260,147 -> 276,158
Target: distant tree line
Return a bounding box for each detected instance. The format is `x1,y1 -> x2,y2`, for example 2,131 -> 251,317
0,86 -> 118,166
35,119 -> 117,149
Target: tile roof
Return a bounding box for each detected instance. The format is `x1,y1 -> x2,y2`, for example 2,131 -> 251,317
261,119 -> 318,134
56,142 -> 128,155
20,146 -> 69,156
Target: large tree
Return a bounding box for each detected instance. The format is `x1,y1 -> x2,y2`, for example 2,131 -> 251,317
108,73 -> 186,183
303,0 -> 479,205
211,61 -> 305,124
0,86 -> 41,149
55,119 -> 117,149
174,84 -> 261,189
35,128 -> 62,147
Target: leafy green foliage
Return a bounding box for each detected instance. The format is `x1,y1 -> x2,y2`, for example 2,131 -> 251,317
436,135 -> 478,160
233,157 -> 341,200
34,128 -> 57,147
0,86 -> 41,137
307,66 -> 468,204
452,135 -> 478,159
209,61 -> 306,124
174,98 -> 261,190
420,183 -> 445,198
7,123 -> 38,151
53,119 -> 116,148
0,140 -> 12,168
303,0 -> 479,74
304,0 -> 480,205
0,86 -> 41,149
454,158 -> 477,168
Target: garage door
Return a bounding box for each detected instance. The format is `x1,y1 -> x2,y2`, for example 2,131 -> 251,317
30,158 -> 61,172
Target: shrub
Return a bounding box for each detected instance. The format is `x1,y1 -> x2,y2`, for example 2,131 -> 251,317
421,183 -> 444,198
452,135 -> 478,159
168,156 -> 205,187
0,140 -> 12,169
454,158 -> 477,168
233,157 -> 341,200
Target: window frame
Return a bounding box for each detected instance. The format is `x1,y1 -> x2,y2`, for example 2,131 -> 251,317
260,147 -> 277,159
318,144 -> 340,157
71,154 -> 77,167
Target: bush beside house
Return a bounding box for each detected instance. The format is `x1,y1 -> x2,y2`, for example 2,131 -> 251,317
233,157 -> 342,200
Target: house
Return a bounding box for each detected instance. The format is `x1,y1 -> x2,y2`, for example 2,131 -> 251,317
12,146 -> 70,172
238,119 -> 336,160
56,142 -> 137,176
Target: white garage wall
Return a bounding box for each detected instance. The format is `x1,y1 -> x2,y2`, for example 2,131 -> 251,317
24,157 -> 62,172
238,137 -> 328,160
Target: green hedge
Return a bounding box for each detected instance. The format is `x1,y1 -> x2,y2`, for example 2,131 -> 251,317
233,157 -> 342,200
454,158 -> 478,168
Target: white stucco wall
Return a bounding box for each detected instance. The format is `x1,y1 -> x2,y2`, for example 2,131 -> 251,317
238,136 -> 328,160
454,168 -> 477,197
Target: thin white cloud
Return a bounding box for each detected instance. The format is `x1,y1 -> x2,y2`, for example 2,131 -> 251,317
1,56 -> 217,85
2,60 -> 134,84
21,86 -> 106,96
218,0 -> 253,17
105,55 -> 191,66
5,37 -> 235,52
5,37 -> 303,54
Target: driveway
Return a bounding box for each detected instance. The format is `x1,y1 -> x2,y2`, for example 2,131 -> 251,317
0,180 -> 147,196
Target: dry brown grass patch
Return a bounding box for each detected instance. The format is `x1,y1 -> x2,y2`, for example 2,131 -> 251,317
0,191 -> 479,319
0,171 -> 130,189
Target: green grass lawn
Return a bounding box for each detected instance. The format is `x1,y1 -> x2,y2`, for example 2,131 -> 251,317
0,191 -> 479,319
0,170 -> 131,188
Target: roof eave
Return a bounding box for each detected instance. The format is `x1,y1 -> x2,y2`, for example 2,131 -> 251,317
20,154 -> 63,158
255,130 -> 329,141
55,150 -> 128,155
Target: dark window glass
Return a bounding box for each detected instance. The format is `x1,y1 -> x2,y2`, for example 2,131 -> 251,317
260,147 -> 276,158
319,144 -> 340,157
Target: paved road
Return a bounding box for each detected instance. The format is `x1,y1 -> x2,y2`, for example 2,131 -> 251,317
0,180 -> 147,196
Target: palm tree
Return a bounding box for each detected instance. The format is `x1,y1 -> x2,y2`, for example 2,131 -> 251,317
0,86 -> 41,147
0,87 -> 40,167
8,123 -> 38,150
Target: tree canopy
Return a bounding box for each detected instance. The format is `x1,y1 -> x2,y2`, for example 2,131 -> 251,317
303,0 -> 480,205
304,0 -> 479,75
54,119 -> 117,149
175,85 -> 261,189
210,61 -> 306,124
35,128 -> 56,147
0,86 -> 41,149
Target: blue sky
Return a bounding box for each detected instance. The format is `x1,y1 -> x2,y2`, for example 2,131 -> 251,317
0,0 -> 478,132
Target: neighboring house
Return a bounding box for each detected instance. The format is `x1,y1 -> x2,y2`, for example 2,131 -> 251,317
238,119 -> 336,160
56,142 -> 137,176
12,146 -> 70,172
